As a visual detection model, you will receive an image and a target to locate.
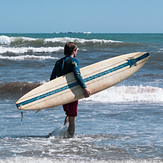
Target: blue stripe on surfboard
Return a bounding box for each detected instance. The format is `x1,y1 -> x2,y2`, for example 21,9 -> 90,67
16,53 -> 149,108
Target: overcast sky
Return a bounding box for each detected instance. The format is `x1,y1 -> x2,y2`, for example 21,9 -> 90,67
0,0 -> 162,33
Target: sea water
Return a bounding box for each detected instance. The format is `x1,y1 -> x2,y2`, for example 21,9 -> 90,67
0,33 -> 163,162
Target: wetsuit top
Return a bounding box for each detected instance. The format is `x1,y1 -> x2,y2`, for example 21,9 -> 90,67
50,56 -> 86,89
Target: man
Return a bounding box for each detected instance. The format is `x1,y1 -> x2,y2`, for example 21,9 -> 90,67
50,42 -> 90,137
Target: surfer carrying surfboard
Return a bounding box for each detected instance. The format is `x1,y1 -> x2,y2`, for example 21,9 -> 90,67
50,42 -> 90,136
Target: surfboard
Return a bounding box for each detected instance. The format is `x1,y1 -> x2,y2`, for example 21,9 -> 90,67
16,52 -> 149,111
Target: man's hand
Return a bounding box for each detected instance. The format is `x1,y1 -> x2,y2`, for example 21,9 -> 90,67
83,88 -> 91,98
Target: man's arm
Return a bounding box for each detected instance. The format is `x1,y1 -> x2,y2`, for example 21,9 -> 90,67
72,58 -> 90,97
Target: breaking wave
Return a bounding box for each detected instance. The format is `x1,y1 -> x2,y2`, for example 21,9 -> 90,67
0,54 -> 58,60
1,82 -> 163,103
0,35 -> 122,46
0,46 -> 63,54
83,85 -> 163,103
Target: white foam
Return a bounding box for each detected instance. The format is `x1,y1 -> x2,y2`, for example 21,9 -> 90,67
48,124 -> 71,138
0,54 -> 58,60
0,157 -> 161,163
158,48 -> 163,52
44,37 -> 122,44
0,35 -> 37,45
82,85 -> 163,103
21,36 -> 37,42
0,46 -> 63,54
0,35 -> 14,45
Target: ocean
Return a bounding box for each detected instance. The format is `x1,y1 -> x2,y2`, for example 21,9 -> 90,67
0,33 -> 163,163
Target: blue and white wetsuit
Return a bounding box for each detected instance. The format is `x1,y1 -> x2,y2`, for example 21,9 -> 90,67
50,56 -> 86,89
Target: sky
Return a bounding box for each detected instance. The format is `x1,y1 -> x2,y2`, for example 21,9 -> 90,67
0,0 -> 163,33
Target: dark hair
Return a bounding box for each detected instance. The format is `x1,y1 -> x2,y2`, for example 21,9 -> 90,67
64,42 -> 78,56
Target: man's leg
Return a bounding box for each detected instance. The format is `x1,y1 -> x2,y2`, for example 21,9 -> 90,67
64,116 -> 75,136
68,116 -> 75,136
63,101 -> 78,137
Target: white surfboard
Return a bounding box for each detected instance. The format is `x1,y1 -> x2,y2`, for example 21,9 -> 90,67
16,52 -> 149,111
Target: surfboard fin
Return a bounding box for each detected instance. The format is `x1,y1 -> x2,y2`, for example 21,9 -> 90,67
35,109 -> 41,113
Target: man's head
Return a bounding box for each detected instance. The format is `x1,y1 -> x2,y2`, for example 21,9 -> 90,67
64,42 -> 78,57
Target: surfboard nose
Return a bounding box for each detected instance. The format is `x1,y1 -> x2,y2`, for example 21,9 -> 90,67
127,52 -> 150,67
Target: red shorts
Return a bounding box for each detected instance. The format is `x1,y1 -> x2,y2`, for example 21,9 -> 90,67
63,100 -> 78,117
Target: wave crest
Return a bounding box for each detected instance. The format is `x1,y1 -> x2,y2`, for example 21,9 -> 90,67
44,37 -> 122,44
0,54 -> 58,60
0,46 -> 63,54
82,85 -> 163,103
0,35 -> 122,46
